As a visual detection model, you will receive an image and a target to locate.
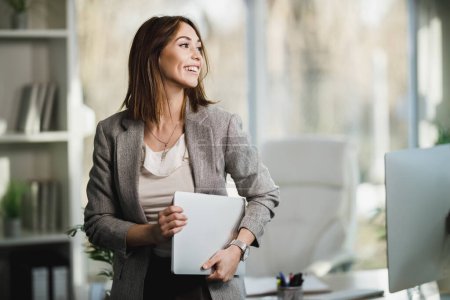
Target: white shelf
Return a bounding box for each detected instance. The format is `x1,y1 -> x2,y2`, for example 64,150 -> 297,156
0,29 -> 68,39
0,131 -> 69,143
0,1 -> 88,296
0,233 -> 70,247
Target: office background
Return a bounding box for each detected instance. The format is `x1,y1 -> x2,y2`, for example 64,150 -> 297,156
0,0 -> 449,296
75,0 -> 450,279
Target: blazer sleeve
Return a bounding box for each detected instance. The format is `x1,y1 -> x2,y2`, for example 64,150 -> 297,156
84,121 -> 135,256
224,114 -> 280,247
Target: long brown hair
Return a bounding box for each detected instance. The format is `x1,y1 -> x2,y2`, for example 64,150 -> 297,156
122,16 -> 213,123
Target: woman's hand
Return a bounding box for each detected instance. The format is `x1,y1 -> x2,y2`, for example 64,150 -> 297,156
152,205 -> 188,244
126,205 -> 187,247
202,245 -> 242,282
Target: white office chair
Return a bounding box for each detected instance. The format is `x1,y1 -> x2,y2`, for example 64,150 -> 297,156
246,135 -> 359,277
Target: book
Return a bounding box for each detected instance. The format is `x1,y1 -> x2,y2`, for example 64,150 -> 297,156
52,181 -> 62,231
52,266 -> 69,300
47,181 -> 56,232
32,267 -> 49,300
35,83 -> 48,133
21,179 -> 62,234
41,83 -> 57,131
47,180 -> 61,232
28,180 -> 40,232
16,82 -> 58,134
16,83 -> 40,133
38,181 -> 49,232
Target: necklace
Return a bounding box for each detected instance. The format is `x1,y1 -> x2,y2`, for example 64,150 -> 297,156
149,123 -> 179,161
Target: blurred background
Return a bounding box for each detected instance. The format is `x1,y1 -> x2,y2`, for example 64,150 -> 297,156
1,0 -> 450,298
75,0 -> 445,274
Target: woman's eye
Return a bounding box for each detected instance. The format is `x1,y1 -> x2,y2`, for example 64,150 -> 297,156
197,46 -> 203,52
180,43 -> 189,48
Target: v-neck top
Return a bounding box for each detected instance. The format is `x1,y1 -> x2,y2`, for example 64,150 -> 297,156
143,134 -> 188,177
139,134 -> 195,257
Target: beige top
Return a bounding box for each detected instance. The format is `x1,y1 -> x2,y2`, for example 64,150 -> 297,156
139,134 -> 195,257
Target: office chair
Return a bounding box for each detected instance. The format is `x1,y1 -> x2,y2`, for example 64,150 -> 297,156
246,135 -> 359,277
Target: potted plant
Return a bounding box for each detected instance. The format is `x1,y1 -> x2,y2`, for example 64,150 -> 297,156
3,0 -> 31,29
67,225 -> 114,299
1,180 -> 27,238
435,123 -> 450,145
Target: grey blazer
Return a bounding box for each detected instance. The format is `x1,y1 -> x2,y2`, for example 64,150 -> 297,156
84,104 -> 280,300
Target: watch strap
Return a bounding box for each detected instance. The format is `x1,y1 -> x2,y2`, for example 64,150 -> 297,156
228,239 -> 249,261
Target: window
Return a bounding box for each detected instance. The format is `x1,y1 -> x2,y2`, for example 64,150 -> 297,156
78,0 -> 429,272
261,0 -> 409,269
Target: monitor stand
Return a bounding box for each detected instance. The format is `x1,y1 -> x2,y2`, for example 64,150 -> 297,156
406,285 -> 426,300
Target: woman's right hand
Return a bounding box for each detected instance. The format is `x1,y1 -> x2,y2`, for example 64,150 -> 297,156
126,206 -> 187,247
152,205 -> 187,243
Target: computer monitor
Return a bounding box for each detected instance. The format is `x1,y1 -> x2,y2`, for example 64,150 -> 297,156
385,144 -> 450,293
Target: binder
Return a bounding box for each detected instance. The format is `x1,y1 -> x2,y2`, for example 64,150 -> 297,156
32,267 -> 49,300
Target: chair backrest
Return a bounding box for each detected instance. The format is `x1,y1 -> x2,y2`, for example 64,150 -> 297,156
246,135 -> 358,277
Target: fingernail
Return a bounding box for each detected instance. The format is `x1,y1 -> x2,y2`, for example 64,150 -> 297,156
202,264 -> 207,269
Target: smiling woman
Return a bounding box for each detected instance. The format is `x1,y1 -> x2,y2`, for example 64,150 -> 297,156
158,23 -> 204,90
83,15 -> 279,300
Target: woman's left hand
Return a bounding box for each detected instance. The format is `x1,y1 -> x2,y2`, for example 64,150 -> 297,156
202,245 -> 242,282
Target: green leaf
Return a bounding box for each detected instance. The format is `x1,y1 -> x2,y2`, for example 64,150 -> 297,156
4,0 -> 29,12
98,269 -> 113,280
67,223 -> 114,280
65,224 -> 84,237
436,125 -> 450,145
1,180 -> 28,218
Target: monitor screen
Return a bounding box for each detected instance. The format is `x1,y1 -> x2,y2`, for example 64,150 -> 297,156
385,144 -> 450,293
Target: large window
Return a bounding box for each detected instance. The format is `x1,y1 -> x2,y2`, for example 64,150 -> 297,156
261,0 -> 409,269
417,0 -> 450,148
78,0 -> 448,274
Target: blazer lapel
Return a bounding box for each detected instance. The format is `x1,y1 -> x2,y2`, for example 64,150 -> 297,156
116,117 -> 147,223
114,105 -> 217,222
185,106 -> 216,193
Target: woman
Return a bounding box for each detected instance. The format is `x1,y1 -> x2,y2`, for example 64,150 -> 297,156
84,15 -> 279,300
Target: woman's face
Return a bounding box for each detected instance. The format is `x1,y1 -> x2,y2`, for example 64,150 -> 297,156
158,22 -> 203,90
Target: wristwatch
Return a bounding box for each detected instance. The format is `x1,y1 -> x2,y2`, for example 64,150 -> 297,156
228,239 -> 250,261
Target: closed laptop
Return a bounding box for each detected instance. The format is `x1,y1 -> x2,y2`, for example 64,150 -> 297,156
171,191 -> 246,275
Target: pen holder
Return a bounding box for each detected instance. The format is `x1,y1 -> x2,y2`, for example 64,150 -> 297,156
277,286 -> 303,300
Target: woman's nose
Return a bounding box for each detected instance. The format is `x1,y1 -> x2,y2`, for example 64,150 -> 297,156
191,48 -> 201,60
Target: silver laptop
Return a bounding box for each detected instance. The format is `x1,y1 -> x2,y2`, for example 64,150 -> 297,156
171,191 -> 246,275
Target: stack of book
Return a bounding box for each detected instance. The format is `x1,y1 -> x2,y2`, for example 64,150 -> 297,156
21,180 -> 62,234
16,82 -> 58,134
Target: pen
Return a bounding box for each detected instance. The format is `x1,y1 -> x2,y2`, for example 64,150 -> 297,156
279,272 -> 288,287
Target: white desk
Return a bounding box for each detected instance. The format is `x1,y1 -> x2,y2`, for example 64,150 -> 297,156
247,269 -> 444,299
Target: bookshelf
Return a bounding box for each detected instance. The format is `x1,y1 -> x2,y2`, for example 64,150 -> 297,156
0,0 -> 93,299
0,131 -> 69,143
0,29 -> 69,38
0,233 -> 70,247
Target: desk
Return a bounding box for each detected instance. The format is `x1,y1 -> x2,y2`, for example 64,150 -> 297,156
247,269 -> 446,300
